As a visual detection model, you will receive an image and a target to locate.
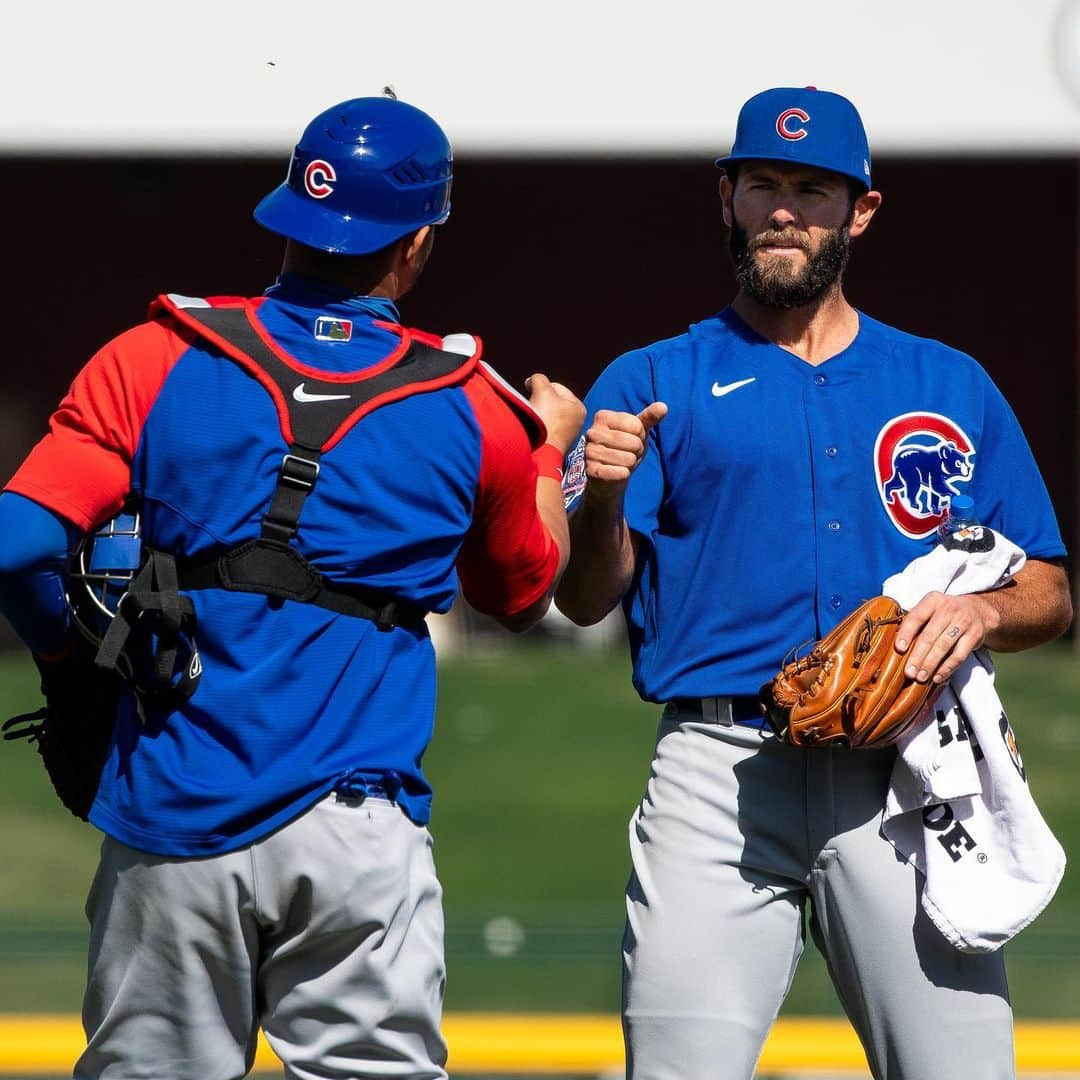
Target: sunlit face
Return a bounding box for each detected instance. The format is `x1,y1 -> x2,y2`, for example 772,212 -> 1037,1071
722,161 -> 859,309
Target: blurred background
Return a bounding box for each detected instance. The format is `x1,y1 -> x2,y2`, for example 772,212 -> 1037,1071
1,1 -> 1079,1076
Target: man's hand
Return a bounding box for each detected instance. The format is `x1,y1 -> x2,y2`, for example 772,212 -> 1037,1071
526,374 -> 586,455
894,591 -> 1001,685
555,400 -> 667,627
583,403 -> 668,502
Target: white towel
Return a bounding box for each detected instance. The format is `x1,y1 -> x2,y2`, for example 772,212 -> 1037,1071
880,529 -> 1066,953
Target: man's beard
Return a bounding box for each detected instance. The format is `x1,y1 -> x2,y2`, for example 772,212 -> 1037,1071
729,219 -> 851,309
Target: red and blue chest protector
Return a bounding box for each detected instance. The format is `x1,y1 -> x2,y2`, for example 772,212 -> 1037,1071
6,276 -> 557,855
564,308 -> 1065,705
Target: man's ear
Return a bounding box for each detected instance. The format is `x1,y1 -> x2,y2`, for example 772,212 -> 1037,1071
849,190 -> 882,238
404,225 -> 432,265
719,175 -> 735,229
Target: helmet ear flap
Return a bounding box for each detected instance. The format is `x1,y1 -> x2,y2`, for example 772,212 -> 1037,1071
66,510 -> 143,647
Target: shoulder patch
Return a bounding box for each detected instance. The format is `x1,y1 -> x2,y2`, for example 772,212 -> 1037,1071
563,435 -> 587,508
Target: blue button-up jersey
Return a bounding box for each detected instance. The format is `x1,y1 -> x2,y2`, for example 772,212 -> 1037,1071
564,307 -> 1065,703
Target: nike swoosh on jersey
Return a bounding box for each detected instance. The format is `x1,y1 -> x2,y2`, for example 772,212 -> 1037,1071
711,377 -> 757,397
292,383 -> 352,403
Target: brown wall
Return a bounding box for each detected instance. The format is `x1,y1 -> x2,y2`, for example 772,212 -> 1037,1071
2,154 -> 1075,596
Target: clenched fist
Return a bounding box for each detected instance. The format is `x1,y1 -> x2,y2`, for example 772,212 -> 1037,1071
526,374 -> 586,455
584,402 -> 668,502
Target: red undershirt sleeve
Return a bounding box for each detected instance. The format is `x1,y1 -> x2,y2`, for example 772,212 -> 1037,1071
5,319 -> 192,532
457,376 -> 560,617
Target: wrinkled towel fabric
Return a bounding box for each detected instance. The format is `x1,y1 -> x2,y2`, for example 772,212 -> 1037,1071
880,530 -> 1065,953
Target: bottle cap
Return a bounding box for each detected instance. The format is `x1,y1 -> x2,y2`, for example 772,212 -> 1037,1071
948,494 -> 975,521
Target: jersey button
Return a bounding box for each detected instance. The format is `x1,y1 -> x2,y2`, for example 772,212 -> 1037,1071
825,445 -> 838,457
813,373 -> 827,386
830,594 -> 843,609
827,519 -> 841,532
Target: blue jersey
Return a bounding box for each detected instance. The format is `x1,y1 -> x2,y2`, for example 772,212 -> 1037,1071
5,275 -> 557,855
564,307 -> 1065,704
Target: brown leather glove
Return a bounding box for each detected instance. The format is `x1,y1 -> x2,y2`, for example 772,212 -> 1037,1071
759,596 -> 942,748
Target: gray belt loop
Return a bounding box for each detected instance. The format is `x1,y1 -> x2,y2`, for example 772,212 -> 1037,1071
701,696 -> 734,726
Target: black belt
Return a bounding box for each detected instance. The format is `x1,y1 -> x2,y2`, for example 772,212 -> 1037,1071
671,695 -> 766,726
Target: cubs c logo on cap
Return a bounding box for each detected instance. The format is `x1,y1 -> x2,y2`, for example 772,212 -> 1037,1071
776,107 -> 810,141
304,159 -> 337,199
875,412 -> 975,539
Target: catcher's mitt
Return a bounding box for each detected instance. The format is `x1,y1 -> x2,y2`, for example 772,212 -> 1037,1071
2,649 -> 120,821
759,595 -> 942,749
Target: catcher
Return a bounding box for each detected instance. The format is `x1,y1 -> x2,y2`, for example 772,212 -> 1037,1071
0,95 -> 584,1079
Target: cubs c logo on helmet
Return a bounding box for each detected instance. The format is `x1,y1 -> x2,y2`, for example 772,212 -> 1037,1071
776,107 -> 810,141
875,412 -> 975,539
304,159 -> 337,199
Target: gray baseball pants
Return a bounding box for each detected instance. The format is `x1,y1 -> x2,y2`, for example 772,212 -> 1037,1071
76,792 -> 447,1079
622,705 -> 1014,1080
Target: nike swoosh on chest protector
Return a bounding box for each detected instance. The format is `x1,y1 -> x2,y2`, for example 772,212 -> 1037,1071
292,383 -> 352,403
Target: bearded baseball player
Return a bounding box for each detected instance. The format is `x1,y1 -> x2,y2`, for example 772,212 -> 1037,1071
556,87 -> 1072,1079
0,95 -> 584,1078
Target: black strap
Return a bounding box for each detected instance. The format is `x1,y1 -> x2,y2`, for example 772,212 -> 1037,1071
177,540 -> 427,631
95,550 -> 201,707
262,446 -> 322,543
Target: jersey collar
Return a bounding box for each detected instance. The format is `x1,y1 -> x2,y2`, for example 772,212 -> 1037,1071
264,273 -> 401,324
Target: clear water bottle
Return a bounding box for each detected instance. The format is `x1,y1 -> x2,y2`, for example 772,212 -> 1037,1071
937,494 -> 977,539
937,494 -> 980,540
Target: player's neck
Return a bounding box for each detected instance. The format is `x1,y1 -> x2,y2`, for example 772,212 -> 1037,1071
731,284 -> 859,367
280,240 -> 403,301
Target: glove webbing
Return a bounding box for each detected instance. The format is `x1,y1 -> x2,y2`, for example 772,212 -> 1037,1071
2,707 -> 47,744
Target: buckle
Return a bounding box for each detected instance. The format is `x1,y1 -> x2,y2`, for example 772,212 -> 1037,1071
280,454 -> 320,490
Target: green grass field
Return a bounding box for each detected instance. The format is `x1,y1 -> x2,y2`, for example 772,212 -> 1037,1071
1,641 -> 1079,1018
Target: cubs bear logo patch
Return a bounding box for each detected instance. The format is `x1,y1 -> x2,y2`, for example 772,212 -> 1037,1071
874,412 -> 975,539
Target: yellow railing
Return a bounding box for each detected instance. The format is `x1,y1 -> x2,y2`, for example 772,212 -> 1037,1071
2,1014 -> 1080,1074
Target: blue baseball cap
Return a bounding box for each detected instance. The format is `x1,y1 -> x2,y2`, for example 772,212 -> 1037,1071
715,87 -> 872,190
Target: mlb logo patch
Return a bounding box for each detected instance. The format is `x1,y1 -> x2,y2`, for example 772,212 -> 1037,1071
314,316 -> 353,342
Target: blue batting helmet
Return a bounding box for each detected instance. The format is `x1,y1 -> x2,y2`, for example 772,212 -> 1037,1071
254,96 -> 453,255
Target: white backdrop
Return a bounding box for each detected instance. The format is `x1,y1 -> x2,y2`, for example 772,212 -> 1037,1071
3,0 -> 1080,154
